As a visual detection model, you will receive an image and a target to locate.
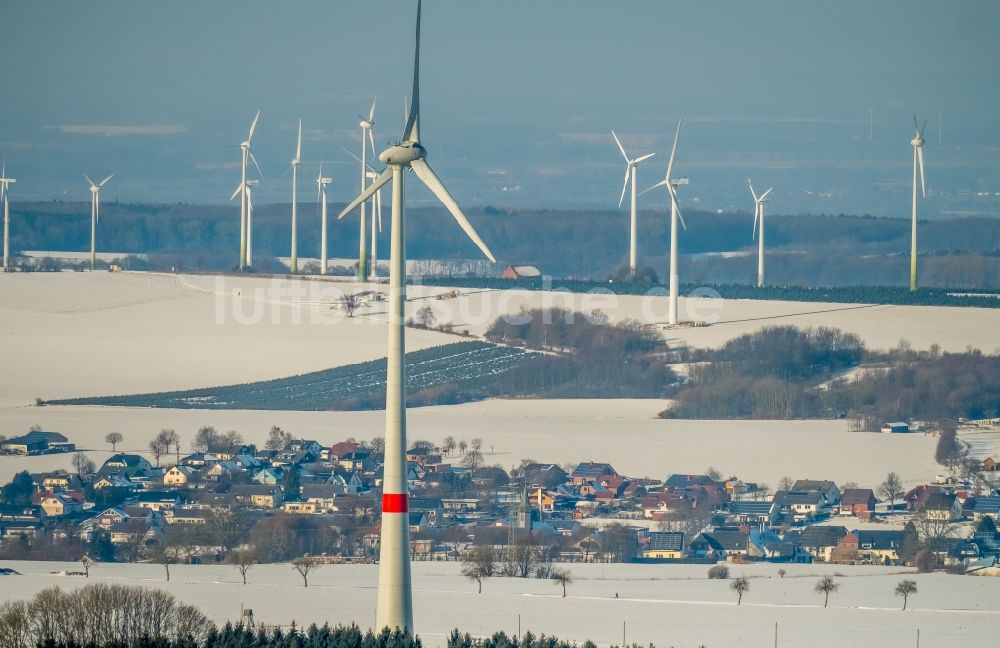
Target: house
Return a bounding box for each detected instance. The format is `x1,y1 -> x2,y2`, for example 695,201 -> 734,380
664,474 -> 717,490
168,508 -> 212,525
905,484 -> 943,511
643,532 -> 685,559
839,530 -> 905,565
773,490 -> 826,523
338,449 -> 374,472
571,462 -> 618,486
972,496 -> 1000,523
728,500 -> 778,527
92,474 -> 135,491
923,492 -> 962,521
109,518 -> 159,546
881,422 -> 910,434
790,480 -> 841,506
35,471 -> 83,493
641,491 -> 696,520
252,467 -> 283,485
300,484 -> 344,513
135,491 -> 183,511
163,465 -> 196,486
228,484 -> 283,509
408,512 -> 429,533
520,463 -> 568,488
839,489 -> 876,520
982,457 -> 998,472
689,528 -> 750,560
100,454 -> 155,479
500,265 -> 541,280
795,526 -> 848,562
1,434 -> 48,455
39,492 -> 83,517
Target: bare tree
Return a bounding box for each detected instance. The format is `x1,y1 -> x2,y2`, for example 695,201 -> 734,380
458,439 -> 468,455
105,432 -> 123,452
339,293 -> 361,318
705,466 -> 723,482
234,549 -> 256,585
756,483 -> 771,501
730,576 -> 750,605
442,436 -> 457,456
292,556 -> 319,587
470,438 -> 483,453
153,545 -> 179,582
879,472 -> 904,512
461,547 -> 495,594
159,429 -> 181,466
778,476 -> 794,491
265,426 -> 293,451
414,304 -> 436,328
81,555 -> 94,578
148,435 -> 167,467
368,436 -> 385,455
815,576 -> 839,607
71,452 -> 96,479
461,449 -> 484,472
895,579 -> 917,610
777,568 -> 786,579
550,567 -> 573,598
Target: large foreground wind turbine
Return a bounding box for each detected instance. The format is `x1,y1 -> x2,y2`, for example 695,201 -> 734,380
357,97 -> 377,280
316,161 -> 331,275
748,180 -> 773,288
909,116 -> 927,292
84,173 -> 114,271
1,164 -> 15,271
290,120 -> 303,273
642,119 -> 686,324
338,0 -> 495,632
611,131 -> 654,277
237,111 -> 261,271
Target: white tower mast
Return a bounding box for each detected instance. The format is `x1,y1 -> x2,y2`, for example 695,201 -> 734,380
338,0 -> 495,632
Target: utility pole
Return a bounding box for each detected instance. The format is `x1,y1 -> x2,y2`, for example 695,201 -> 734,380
774,621 -> 778,648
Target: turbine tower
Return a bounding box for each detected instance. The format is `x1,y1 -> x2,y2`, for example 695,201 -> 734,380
84,173 -> 114,271
357,97 -> 377,280
317,161 -> 331,275
611,131 -> 654,277
290,119 -> 303,273
343,145 -> 385,277
642,119 -> 686,324
909,116 -> 927,292
237,111 -> 261,271
1,164 -> 15,272
338,0 -> 495,632
748,180 -> 773,288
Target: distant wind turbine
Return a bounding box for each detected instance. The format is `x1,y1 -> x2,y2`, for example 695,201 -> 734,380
343,146 -> 385,278
909,115 -> 928,292
290,119 -> 303,273
317,161 -> 331,275
237,111 -> 262,271
337,0 -> 495,633
748,180 -> 773,288
611,131 -> 655,277
1,164 -> 15,272
357,97 -> 377,280
84,172 -> 114,271
642,119 -> 686,325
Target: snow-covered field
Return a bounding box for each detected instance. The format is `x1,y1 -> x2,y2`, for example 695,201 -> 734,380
0,400 -> 939,490
0,561 -> 996,647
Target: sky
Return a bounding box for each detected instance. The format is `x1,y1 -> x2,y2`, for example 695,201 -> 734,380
1,0 -> 999,218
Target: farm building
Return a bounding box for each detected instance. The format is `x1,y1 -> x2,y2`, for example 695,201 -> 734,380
881,422 -> 910,433
500,265 -> 541,279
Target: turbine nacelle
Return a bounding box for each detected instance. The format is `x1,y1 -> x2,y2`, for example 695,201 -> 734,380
380,141 -> 426,166
911,136 -> 924,148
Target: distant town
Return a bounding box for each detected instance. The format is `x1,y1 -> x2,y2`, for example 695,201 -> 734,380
2,423 -> 998,574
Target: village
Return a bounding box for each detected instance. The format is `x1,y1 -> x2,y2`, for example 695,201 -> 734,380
2,424 -> 999,575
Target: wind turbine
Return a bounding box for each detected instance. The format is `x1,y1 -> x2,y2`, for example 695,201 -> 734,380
642,119 -> 686,325
1,164 -> 15,272
290,119 -> 302,273
317,161 -> 331,275
611,131 -> 654,277
337,0 -> 495,633
909,115 -> 927,292
237,111 -> 261,271
357,97 -> 377,280
84,173 -> 114,271
344,146 -> 385,278
748,180 -> 773,288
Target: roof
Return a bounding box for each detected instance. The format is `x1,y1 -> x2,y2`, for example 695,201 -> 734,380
840,489 -> 876,506
791,480 -> 838,492
973,496 -> 1000,514
697,528 -> 749,552
774,490 -> 825,506
648,532 -> 684,552
23,431 -> 69,443
730,501 -> 775,515
851,529 -> 904,550
798,525 -> 848,547
924,492 -> 958,510
665,474 -> 716,489
572,462 -> 617,478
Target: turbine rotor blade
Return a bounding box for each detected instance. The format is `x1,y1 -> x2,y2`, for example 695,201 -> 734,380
618,167 -> 630,207
611,130 -> 629,162
296,119 -> 302,162
664,118 -> 682,187
411,158 -> 495,262
341,145 -> 363,164
917,147 -> 926,198
752,203 -> 759,239
338,167 -> 392,220
376,188 -> 383,232
369,96 -> 377,123
668,184 -> 686,230
249,151 -> 263,177
747,178 -> 758,202
368,128 -> 376,156
401,0 -> 422,143
248,110 -> 261,142
84,173 -> 95,187
639,179 -> 669,197
230,183 -> 242,201
99,173 -> 114,187
760,187 -> 773,200
633,152 -> 656,165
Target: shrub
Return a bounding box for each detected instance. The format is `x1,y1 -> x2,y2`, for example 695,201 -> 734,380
708,564 -> 730,579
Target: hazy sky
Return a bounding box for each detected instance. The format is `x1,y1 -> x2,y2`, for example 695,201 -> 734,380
2,0 -> 999,217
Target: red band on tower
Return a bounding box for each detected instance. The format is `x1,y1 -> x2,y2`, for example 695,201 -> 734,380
382,493 -> 409,513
